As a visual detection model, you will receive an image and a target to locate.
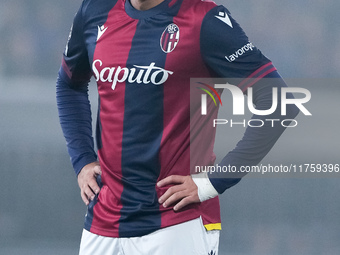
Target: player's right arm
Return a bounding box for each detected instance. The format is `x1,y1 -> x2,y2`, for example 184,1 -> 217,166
56,2 -> 100,205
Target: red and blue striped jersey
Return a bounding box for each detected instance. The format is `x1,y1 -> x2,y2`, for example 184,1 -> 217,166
57,0 -> 278,237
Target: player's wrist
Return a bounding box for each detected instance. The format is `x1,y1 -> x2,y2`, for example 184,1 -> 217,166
191,172 -> 219,202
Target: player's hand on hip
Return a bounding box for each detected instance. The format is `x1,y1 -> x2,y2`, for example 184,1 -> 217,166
77,162 -> 102,206
157,175 -> 200,211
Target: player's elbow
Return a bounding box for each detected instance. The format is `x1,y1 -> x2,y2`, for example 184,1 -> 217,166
285,103 -> 300,120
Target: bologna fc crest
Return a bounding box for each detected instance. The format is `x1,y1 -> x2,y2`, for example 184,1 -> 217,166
160,23 -> 180,53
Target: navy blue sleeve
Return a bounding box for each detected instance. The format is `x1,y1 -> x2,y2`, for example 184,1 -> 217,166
208,71 -> 299,193
200,5 -> 272,80
56,1 -> 97,175
200,6 -> 299,193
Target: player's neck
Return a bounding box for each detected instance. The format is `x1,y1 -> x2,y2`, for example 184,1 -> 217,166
130,0 -> 165,11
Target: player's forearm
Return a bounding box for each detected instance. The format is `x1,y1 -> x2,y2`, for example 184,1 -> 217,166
209,72 -> 299,194
56,68 -> 97,175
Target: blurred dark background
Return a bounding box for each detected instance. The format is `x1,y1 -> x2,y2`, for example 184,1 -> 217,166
0,0 -> 339,254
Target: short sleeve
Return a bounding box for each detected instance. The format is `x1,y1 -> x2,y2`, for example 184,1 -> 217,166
200,6 -> 276,91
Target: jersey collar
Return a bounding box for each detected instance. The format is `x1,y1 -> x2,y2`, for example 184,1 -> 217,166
125,0 -> 173,19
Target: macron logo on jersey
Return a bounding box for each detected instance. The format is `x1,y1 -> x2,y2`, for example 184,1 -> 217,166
92,60 -> 174,90
215,11 -> 233,28
97,25 -> 108,41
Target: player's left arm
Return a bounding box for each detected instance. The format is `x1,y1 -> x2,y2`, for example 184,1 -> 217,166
158,76 -> 299,209
198,5 -> 299,194
158,5 -> 299,209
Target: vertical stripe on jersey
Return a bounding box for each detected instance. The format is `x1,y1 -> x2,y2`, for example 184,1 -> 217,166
83,0 -> 120,232
159,0 -> 220,227
95,97 -> 102,150
87,0 -> 139,237
118,18 -> 172,237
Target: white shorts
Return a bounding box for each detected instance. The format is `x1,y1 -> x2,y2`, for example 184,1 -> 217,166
79,217 -> 220,255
